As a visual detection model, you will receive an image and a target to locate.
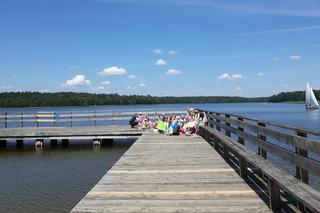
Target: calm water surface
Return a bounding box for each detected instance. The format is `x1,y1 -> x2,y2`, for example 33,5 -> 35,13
0,140 -> 134,213
0,103 -> 319,213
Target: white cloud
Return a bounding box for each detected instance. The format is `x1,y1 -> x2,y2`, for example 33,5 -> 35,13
95,1 -> 320,18
96,86 -> 106,90
126,86 -> 131,89
166,69 -> 182,75
98,66 -> 127,76
238,25 -> 320,35
128,74 -> 136,79
139,82 -> 146,87
153,48 -> 163,54
289,55 -> 302,61
235,86 -> 242,91
100,80 -> 111,86
95,80 -> 111,90
258,72 -> 265,77
218,73 -> 243,80
156,59 -> 167,66
65,75 -> 91,87
168,50 -> 177,55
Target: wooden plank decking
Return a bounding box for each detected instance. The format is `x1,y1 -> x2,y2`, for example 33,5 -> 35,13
71,131 -> 270,212
0,126 -> 143,140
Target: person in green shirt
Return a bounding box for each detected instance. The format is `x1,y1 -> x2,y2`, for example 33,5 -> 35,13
157,117 -> 167,134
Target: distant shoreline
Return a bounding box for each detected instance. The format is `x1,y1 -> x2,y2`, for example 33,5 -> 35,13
0,102 -> 278,110
0,90 -> 318,108
0,92 -> 268,108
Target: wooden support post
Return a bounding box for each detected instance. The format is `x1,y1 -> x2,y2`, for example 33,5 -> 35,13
223,144 -> 229,160
216,113 -> 221,131
0,140 -> 7,148
93,139 -> 101,147
295,131 -> 309,184
239,157 -> 247,178
225,114 -> 231,137
4,112 -> 7,128
268,179 -> 281,211
35,139 -> 44,150
16,139 -> 23,148
50,139 -> 58,147
257,122 -> 267,159
20,113 -> 24,128
62,139 -> 69,147
237,117 -> 245,145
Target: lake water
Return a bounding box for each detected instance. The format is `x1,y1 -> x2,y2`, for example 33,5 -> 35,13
0,103 -> 319,212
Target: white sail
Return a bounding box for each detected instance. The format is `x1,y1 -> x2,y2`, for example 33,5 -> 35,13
305,82 -> 319,109
310,87 -> 319,106
306,82 -> 311,105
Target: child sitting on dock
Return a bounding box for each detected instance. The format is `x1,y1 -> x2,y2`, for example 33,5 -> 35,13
129,113 -> 139,128
157,117 -> 167,134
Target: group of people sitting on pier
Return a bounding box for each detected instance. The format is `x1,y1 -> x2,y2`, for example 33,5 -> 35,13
129,108 -> 208,137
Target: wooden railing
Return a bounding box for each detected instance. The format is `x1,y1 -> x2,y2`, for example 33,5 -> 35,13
198,109 -> 320,212
0,110 -> 185,128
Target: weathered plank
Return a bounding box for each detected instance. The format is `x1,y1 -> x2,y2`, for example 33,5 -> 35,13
0,126 -> 143,140
71,131 -> 270,213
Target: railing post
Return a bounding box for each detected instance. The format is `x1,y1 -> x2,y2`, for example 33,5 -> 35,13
268,179 -> 281,211
70,112 -> 73,127
216,113 -> 221,131
36,113 -> 39,127
257,122 -> 267,159
295,131 -> 309,184
4,113 -> 7,128
209,112 -> 213,128
239,157 -> 247,178
225,114 -> 231,137
213,138 -> 219,150
205,131 -> 210,143
94,111 -> 97,126
237,117 -> 245,145
20,113 -> 24,128
53,112 -> 56,127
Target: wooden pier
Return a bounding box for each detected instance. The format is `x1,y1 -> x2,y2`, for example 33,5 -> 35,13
1,109 -> 320,212
71,131 -> 271,213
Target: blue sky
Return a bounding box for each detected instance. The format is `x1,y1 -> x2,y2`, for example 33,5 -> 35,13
1,0 -> 320,97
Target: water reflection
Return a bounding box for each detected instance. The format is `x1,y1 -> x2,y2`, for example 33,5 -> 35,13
306,109 -> 320,122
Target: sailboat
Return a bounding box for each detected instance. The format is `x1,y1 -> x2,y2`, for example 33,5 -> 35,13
305,82 -> 319,110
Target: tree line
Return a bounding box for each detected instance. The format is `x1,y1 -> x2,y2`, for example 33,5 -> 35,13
0,90 -> 318,108
268,90 -> 320,103
0,92 -> 268,108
